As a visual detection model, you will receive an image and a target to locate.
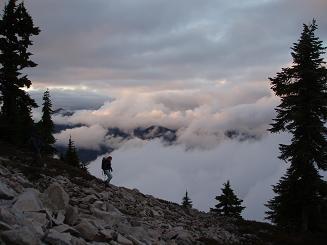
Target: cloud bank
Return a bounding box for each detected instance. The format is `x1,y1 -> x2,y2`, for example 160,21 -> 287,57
51,82 -> 278,150
88,133 -> 290,221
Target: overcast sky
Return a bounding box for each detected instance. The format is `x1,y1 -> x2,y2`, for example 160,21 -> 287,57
2,0 -> 326,221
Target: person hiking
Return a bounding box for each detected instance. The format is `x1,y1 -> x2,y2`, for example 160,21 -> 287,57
102,155 -> 113,187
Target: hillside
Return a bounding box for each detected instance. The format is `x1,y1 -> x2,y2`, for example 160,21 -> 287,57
0,142 -> 325,245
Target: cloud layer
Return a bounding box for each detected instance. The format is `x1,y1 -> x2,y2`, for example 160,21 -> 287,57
51,82 -> 278,150
88,133 -> 290,221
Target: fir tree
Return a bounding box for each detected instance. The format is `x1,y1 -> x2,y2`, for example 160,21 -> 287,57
0,0 -> 40,143
38,89 -> 56,155
266,20 -> 327,232
182,190 -> 192,209
65,136 -> 80,168
211,181 -> 244,218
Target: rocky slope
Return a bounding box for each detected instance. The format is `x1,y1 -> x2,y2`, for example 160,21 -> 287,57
0,143 -> 325,245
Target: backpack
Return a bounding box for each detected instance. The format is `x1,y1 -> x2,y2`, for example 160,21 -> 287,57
102,157 -> 112,170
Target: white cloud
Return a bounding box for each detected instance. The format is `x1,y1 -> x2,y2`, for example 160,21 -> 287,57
51,83 -> 278,150
88,133 -> 290,221
54,124 -> 107,150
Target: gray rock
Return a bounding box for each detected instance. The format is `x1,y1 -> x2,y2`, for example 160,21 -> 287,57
99,229 -> 116,240
116,234 -> 133,245
0,207 -> 17,225
71,236 -> 88,245
90,207 -> 127,228
126,235 -> 146,245
105,203 -> 122,214
42,182 -> 69,211
53,224 -> 80,236
81,194 -> 97,203
24,211 -> 48,227
0,226 -> 41,245
88,219 -> 105,230
30,221 -> 45,238
0,181 -> 16,199
53,210 -> 66,225
45,229 -> 72,245
0,163 -> 10,176
65,205 -> 79,226
100,191 -> 112,201
109,241 -> 120,245
0,220 -> 12,231
15,175 -> 33,188
92,201 -> 105,211
175,230 -> 194,245
12,189 -> 43,212
74,220 -> 99,241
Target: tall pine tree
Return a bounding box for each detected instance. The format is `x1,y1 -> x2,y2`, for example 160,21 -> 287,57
211,181 -> 244,218
65,136 -> 80,168
0,0 -> 40,143
266,20 -> 327,232
182,190 -> 192,209
38,89 -> 56,155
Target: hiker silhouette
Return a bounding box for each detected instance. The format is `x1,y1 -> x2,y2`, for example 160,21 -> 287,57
102,155 -> 113,187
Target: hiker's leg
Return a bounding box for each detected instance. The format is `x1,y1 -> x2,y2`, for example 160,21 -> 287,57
107,172 -> 112,183
104,170 -> 110,184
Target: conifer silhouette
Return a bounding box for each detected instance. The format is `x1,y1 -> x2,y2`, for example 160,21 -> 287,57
211,181 -> 244,218
65,136 -> 80,168
266,20 -> 327,232
0,0 -> 40,144
38,89 -> 56,155
182,190 -> 192,209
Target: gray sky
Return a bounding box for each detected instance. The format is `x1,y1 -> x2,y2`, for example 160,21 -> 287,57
2,0 -> 326,220
17,0 -> 327,93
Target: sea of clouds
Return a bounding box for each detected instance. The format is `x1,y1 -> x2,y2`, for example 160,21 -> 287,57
88,133 -> 289,221
29,86 -> 298,221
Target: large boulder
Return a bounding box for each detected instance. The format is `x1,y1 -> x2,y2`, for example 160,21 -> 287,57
41,182 -> 69,211
0,226 -> 41,245
74,220 -> 99,241
12,189 -> 43,212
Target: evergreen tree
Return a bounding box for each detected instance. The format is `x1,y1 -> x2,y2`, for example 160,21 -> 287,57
182,190 -> 192,209
65,136 -> 80,167
266,20 -> 327,232
0,0 -> 40,143
211,181 -> 244,218
39,89 -> 56,155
